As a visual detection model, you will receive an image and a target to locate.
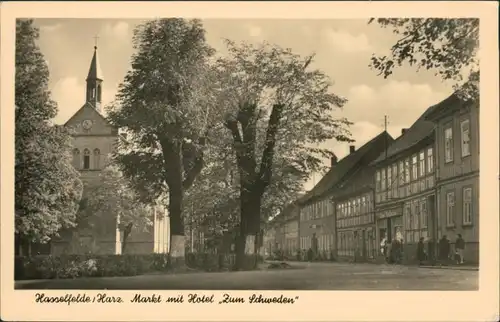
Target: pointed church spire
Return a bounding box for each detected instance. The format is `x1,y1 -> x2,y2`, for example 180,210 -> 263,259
85,38 -> 103,112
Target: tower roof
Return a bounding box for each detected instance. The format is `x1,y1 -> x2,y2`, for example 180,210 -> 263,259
86,46 -> 103,81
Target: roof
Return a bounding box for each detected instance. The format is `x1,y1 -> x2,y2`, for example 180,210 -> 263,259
299,131 -> 393,205
370,96 -> 447,165
424,92 -> 468,121
87,46 -> 103,81
63,102 -> 114,129
333,164 -> 376,200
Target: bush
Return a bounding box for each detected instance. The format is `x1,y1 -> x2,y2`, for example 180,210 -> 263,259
15,253 -> 171,280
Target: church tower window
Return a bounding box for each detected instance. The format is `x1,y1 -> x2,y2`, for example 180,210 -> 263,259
83,149 -> 91,170
72,148 -> 80,169
93,148 -> 101,169
97,84 -> 102,101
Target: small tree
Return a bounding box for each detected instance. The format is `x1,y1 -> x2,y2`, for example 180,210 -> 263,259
215,40 -> 353,269
15,19 -> 83,254
84,166 -> 152,254
368,18 -> 479,101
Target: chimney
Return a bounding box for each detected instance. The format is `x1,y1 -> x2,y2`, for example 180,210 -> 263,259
330,154 -> 338,168
349,145 -> 355,154
401,128 -> 409,136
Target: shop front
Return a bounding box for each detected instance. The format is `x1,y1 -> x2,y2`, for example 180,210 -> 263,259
376,205 -> 404,260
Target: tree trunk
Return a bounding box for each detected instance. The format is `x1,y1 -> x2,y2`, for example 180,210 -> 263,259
161,139 -> 187,266
168,184 -> 185,265
234,189 -> 262,270
121,223 -> 133,254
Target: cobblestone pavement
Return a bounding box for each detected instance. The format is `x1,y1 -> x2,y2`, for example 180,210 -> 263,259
15,261 -> 478,290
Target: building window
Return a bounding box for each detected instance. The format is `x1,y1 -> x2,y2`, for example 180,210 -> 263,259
461,119 -> 471,157
399,161 -> 404,185
387,166 -> 392,189
444,127 -> 453,163
392,164 -> 398,186
411,155 -> 418,181
376,171 -> 381,191
412,200 -> 420,230
83,149 -> 91,170
427,147 -> 434,173
419,151 -> 425,177
404,159 -> 410,183
72,148 -> 80,169
463,187 -> 472,225
361,196 -> 366,213
446,192 -> 455,226
420,199 -> 427,228
381,169 -> 386,191
93,148 -> 101,169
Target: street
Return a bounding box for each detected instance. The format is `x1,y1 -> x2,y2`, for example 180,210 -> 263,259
15,261 -> 478,290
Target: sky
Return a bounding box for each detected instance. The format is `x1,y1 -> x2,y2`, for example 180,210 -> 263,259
33,18 -> 455,191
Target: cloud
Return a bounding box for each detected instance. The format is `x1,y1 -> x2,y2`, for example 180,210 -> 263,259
51,77 -> 117,124
244,24 -> 263,38
102,21 -> 130,40
323,29 -> 373,53
345,80 -> 450,128
40,23 -> 62,32
300,26 -> 313,37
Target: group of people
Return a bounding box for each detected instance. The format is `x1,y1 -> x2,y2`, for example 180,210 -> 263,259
380,237 -> 404,264
381,233 -> 466,266
416,234 -> 466,266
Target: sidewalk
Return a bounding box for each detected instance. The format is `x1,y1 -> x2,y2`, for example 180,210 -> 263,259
417,264 -> 479,271
267,259 -> 479,271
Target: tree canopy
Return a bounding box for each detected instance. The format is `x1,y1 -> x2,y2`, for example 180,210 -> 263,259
15,19 -> 83,243
369,18 -> 479,101
107,18 -> 219,245
213,40 -> 353,265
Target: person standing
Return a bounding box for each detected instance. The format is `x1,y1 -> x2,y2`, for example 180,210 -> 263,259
438,235 -> 450,265
416,237 -> 426,266
455,234 -> 465,264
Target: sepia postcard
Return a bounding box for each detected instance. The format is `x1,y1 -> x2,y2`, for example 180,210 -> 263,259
1,1 -> 499,321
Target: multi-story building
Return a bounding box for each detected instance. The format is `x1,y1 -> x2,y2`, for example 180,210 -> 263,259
298,131 -> 393,260
372,106 -> 439,262
261,223 -> 277,257
334,165 -> 378,262
266,202 -> 300,257
333,132 -> 394,262
424,94 -> 479,263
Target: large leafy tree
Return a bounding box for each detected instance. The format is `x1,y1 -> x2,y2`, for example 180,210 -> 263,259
214,40 -> 353,268
183,131 -> 306,254
369,18 -> 479,101
82,166 -> 153,254
15,19 -> 83,252
107,19 -> 218,258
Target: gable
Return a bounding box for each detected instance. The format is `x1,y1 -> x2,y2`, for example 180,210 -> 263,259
65,103 -> 118,136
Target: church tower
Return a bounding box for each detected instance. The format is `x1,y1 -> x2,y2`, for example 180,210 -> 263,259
85,44 -> 103,112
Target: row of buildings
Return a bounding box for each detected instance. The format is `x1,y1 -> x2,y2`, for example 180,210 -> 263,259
263,93 -> 479,264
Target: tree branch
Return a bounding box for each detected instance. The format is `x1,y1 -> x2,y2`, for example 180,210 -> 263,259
224,119 -> 242,145
182,136 -> 206,190
258,103 -> 284,190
